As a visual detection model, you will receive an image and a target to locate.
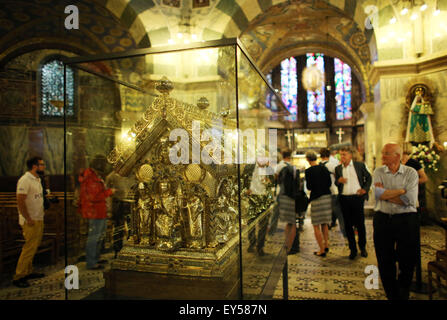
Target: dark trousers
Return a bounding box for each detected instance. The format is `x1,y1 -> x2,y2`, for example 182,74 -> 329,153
268,196 -> 281,236
248,214 -> 269,250
291,225 -> 300,252
373,211 -> 419,300
331,195 -> 346,237
339,195 -> 366,253
112,200 -> 131,254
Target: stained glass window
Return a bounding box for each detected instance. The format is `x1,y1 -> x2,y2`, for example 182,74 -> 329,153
306,53 -> 325,122
280,57 -> 297,121
334,58 -> 352,120
40,58 -> 75,117
265,73 -> 274,110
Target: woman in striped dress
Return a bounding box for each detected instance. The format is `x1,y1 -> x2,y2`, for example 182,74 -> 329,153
305,151 -> 332,257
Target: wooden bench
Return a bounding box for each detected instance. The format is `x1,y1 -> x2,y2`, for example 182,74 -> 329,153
0,207 -> 56,276
0,186 -> 119,273
0,191 -> 77,275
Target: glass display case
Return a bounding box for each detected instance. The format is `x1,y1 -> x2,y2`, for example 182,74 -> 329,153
63,38 -> 291,300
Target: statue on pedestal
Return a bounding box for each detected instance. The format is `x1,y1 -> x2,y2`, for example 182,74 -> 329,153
212,179 -> 238,244
137,184 -> 154,245
154,180 -> 184,252
184,188 -> 205,249
405,86 -> 435,147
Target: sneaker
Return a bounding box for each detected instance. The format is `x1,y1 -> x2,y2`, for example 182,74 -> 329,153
98,259 -> 108,264
257,248 -> 266,256
24,273 -> 45,280
12,278 -> 30,288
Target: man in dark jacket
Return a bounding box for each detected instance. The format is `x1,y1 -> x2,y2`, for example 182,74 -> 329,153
335,147 -> 372,260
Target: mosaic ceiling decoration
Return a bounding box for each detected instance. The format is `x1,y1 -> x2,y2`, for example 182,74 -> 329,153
238,1 -> 372,100
0,0 -> 140,67
241,2 -> 370,70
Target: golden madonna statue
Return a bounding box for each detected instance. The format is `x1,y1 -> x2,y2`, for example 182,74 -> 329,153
405,86 -> 435,146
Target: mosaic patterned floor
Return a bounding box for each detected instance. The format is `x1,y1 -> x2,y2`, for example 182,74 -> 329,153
0,217 -> 446,300
273,217 -> 447,300
0,256 -> 109,300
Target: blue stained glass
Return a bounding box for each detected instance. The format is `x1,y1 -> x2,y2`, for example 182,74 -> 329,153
280,57 -> 297,116
306,53 -> 325,122
265,73 -> 274,110
41,59 -> 75,117
334,58 -> 352,120
266,72 -> 272,85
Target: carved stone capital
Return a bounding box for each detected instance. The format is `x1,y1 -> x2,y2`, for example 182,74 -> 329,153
359,102 -> 375,115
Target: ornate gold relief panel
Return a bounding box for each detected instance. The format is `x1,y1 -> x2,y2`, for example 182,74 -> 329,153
108,78 -> 240,254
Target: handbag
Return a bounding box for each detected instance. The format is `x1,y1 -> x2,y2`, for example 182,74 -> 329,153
295,190 -> 309,213
289,164 -> 309,213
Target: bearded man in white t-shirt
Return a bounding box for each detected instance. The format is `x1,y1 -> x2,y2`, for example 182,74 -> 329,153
12,157 -> 47,288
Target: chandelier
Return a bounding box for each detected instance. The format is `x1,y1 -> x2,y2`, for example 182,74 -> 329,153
167,18 -> 201,45
302,63 -> 325,115
390,0 -> 440,24
302,64 -> 324,92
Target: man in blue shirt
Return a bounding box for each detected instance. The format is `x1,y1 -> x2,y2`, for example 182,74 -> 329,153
373,143 -> 419,300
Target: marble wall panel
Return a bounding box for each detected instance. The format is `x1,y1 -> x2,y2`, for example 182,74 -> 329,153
0,126 -> 29,176
426,71 -> 447,144
29,128 -> 44,158
42,127 -> 73,175
85,128 -> 116,170
426,151 -> 447,219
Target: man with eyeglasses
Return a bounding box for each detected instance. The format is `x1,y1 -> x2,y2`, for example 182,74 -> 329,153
12,157 -> 47,288
335,146 -> 372,260
373,143 -> 419,300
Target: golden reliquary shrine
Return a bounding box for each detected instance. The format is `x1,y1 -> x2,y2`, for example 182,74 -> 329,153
294,130 -> 328,150
64,39 -> 290,300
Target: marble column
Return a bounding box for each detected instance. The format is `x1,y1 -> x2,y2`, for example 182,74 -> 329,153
373,82 -> 383,167
359,102 -> 375,171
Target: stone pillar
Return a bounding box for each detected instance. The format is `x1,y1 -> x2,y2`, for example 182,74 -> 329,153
373,82 -> 383,167
359,102 -> 375,171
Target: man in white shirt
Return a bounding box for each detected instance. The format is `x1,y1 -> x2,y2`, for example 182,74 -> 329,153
335,147 -> 372,260
373,143 -> 419,300
13,157 -> 47,288
267,151 -> 284,236
320,148 -> 345,238
246,156 -> 272,256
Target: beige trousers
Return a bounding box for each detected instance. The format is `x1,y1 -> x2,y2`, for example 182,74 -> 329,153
14,220 -> 44,281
